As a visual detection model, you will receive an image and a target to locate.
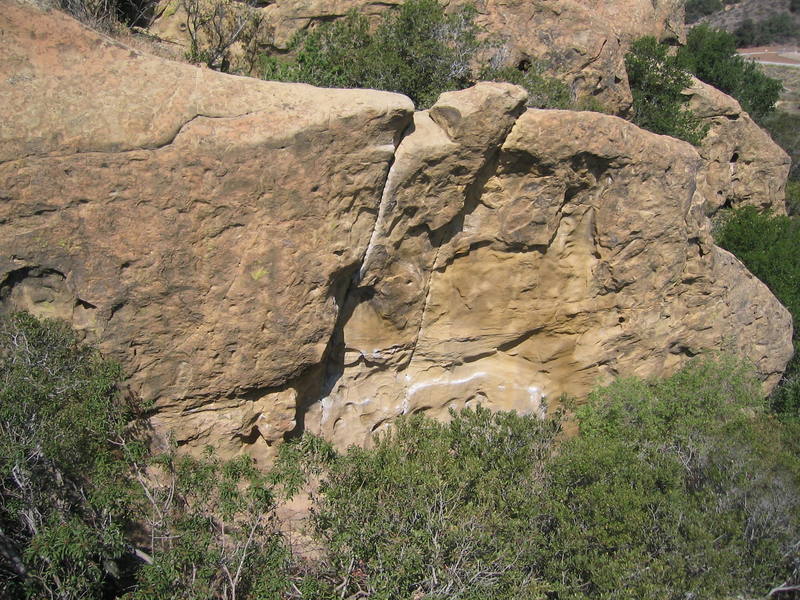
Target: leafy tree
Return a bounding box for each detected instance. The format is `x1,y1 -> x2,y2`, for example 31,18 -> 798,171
625,36 -> 708,145
678,25 -> 782,121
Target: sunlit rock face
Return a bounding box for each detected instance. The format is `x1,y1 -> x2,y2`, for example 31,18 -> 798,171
0,1 -> 792,460
308,94 -> 792,448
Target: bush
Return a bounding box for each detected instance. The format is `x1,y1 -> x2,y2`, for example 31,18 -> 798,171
0,312 -> 128,599
715,207 -> 800,419
261,0 -> 482,108
545,356 -> 800,598
625,36 -> 708,145
260,0 -> 591,110
0,313 -> 293,600
284,357 -> 800,599
180,0 -> 268,73
678,25 -> 783,121
306,407 -> 561,599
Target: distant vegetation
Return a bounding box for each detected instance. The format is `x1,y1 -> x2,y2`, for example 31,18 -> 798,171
2,312 -> 799,599
677,25 -> 783,120
684,0 -> 738,24
734,14 -> 799,47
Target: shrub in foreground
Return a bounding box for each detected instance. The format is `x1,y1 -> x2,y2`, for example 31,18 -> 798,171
286,356 -> 800,599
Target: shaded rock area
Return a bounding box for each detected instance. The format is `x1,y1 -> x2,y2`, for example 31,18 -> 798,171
149,0 -> 686,113
0,1 -> 793,460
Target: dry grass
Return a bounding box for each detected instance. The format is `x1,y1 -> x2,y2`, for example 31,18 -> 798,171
763,64 -> 800,112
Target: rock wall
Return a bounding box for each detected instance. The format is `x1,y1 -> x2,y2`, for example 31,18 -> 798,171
149,0 -> 686,113
0,1 -> 793,460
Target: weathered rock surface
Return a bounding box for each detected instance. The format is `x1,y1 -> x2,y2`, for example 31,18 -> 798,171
149,0 -> 686,113
0,2 -> 793,459
0,0 -> 413,460
687,78 -> 791,214
309,103 -> 794,448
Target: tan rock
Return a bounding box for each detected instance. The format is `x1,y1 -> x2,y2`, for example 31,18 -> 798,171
308,107 -> 793,449
0,2 -> 792,462
686,78 -> 790,214
0,0 -> 413,461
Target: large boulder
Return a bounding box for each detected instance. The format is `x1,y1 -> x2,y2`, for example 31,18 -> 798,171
0,1 -> 793,459
0,0 -> 413,461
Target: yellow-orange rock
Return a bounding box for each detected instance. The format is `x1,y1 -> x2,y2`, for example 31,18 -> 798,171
0,0 -> 413,461
0,2 -> 793,461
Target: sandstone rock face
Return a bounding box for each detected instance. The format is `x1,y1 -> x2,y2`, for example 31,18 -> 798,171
687,78 -> 791,214
149,0 -> 685,113
1,2 -> 793,460
0,0 -> 413,460
308,103 -> 794,449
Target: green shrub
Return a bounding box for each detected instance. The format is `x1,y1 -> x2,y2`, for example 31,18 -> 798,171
260,0 -> 590,110
302,407 -> 561,599
261,0 -> 483,108
715,207 -> 800,420
0,312 -> 293,600
544,356 -> 800,598
125,451 -> 289,600
678,25 -> 782,121
288,358 -> 800,599
0,312 -> 128,599
625,36 -> 708,145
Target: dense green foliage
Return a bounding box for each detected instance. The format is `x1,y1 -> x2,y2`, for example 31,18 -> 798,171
716,207 -> 800,419
259,0 -> 591,110
260,0 -> 482,108
0,313 -> 292,600
734,14 -> 799,48
284,356 -> 800,599
624,36 -> 708,145
0,313 -> 128,599
4,313 -> 799,598
677,25 -> 783,121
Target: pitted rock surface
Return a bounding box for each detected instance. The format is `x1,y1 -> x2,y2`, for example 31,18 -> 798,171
0,1 -> 793,459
